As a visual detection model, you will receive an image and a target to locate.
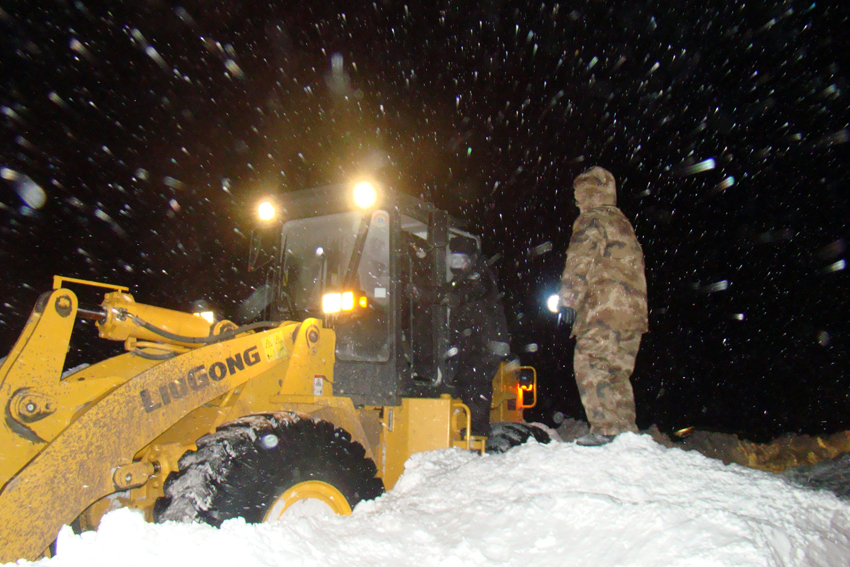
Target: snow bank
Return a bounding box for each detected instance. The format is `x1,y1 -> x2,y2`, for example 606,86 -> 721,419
12,434 -> 850,567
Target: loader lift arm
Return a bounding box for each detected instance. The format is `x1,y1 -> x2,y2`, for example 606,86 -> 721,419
0,284 -> 320,562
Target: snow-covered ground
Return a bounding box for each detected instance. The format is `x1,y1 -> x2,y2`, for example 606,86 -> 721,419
11,433 -> 850,567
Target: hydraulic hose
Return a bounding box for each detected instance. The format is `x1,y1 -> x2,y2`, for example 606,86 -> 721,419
132,349 -> 177,360
127,315 -> 281,346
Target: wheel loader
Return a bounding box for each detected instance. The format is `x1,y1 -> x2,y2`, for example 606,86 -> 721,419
0,182 -> 546,562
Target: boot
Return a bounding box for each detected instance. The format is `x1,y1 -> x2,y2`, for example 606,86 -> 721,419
575,432 -> 615,447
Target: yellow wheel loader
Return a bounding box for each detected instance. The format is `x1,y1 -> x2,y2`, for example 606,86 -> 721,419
0,183 -> 546,562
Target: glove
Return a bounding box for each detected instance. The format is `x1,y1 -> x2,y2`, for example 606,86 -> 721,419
558,307 -> 577,328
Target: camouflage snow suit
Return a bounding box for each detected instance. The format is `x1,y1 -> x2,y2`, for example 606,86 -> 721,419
559,167 -> 648,436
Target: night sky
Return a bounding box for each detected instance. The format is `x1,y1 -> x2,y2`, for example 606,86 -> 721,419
1,1 -> 847,442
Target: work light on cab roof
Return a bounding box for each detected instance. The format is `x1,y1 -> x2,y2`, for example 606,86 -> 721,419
257,200 -> 276,222
352,181 -> 378,209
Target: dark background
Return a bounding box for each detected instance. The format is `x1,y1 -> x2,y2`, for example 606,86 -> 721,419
1,0 -> 847,442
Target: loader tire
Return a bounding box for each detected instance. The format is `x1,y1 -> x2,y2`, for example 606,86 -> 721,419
486,422 -> 552,454
153,412 -> 384,526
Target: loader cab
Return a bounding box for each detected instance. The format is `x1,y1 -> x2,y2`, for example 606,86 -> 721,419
257,183 -> 482,407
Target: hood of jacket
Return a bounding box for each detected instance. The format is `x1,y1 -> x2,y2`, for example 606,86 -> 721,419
574,166 -> 617,212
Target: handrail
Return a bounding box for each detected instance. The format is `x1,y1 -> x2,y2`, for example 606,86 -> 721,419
53,275 -> 129,292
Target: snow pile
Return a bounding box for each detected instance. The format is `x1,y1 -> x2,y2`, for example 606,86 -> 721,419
14,434 -> 850,567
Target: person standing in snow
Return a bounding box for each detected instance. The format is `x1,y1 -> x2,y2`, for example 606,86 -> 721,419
444,236 -> 511,437
558,166 -> 648,447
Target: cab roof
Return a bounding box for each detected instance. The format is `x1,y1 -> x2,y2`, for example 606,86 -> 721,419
278,183 -> 465,228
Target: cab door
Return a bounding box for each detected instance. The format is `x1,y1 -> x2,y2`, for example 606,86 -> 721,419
332,209 -> 398,405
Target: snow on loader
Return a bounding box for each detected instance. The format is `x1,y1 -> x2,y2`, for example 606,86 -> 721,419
0,183 -> 547,562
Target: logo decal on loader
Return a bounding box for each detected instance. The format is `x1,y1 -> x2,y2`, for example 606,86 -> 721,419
140,346 -> 261,413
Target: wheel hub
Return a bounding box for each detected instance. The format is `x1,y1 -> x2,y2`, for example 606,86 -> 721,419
263,481 -> 352,521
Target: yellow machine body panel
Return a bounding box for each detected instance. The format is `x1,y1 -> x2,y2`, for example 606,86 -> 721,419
380,396 -> 485,488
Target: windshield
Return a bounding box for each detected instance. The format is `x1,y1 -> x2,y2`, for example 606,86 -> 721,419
280,209 -> 390,316
280,209 -> 391,362
279,211 -> 361,319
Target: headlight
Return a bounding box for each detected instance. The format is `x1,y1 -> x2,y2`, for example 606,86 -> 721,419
322,293 -> 342,314
193,311 -> 215,323
322,291 -> 363,314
